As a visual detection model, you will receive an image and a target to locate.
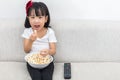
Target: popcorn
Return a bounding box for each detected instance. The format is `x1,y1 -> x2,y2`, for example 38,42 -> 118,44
26,53 -> 50,64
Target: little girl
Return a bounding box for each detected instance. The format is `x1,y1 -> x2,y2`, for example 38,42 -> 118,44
22,0 -> 57,80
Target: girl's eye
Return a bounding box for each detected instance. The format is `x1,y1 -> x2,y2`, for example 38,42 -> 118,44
31,16 -> 35,19
28,16 -> 35,19
38,16 -> 42,19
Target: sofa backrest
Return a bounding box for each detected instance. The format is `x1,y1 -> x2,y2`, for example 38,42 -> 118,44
0,19 -> 25,62
0,19 -> 120,62
52,20 -> 120,62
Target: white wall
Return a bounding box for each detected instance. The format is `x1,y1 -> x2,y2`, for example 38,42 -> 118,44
0,0 -> 120,20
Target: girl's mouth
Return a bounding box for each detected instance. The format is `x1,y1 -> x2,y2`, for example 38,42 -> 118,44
34,25 -> 40,29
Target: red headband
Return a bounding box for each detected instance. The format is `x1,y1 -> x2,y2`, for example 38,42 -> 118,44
26,0 -> 33,16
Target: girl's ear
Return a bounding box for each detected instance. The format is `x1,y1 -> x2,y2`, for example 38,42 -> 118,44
45,15 -> 48,22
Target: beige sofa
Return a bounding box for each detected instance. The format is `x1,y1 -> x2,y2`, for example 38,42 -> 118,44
0,19 -> 120,80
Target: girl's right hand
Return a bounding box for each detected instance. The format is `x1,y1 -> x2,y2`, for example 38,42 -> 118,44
29,30 -> 37,42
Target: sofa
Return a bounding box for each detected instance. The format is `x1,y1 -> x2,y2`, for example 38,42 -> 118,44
0,19 -> 120,80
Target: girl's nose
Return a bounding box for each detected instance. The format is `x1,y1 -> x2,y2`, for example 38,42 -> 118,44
35,18 -> 39,22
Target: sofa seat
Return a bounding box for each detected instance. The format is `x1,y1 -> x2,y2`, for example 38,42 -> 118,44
0,62 -> 31,80
54,62 -> 120,80
0,62 -> 120,80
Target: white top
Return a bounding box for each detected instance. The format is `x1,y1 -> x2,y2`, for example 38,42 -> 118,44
22,28 -> 57,53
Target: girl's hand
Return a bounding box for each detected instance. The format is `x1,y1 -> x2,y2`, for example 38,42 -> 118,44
29,30 -> 37,42
40,49 -> 49,57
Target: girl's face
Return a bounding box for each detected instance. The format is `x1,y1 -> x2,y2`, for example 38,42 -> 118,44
28,9 -> 48,31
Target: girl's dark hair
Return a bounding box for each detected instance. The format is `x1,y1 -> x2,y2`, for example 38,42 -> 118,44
24,2 -> 51,28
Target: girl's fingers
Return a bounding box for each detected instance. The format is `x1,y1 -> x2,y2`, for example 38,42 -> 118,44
41,49 -> 49,54
34,30 -> 37,34
40,53 -> 48,57
30,30 -> 37,41
33,30 -> 37,36
33,30 -> 37,37
40,51 -> 46,54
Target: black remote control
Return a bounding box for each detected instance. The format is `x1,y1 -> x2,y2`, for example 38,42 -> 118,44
64,63 -> 71,79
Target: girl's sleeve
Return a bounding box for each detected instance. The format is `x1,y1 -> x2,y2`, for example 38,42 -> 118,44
21,29 -> 30,39
48,29 -> 57,43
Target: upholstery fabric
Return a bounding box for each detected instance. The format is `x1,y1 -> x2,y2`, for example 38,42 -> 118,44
0,62 -> 120,80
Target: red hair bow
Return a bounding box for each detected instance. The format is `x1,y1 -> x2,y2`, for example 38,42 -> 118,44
26,0 -> 32,15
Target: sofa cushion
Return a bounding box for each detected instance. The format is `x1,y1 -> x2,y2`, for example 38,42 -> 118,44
0,62 -> 31,80
54,62 -> 120,80
0,19 -> 25,62
0,62 -> 120,80
52,20 -> 120,62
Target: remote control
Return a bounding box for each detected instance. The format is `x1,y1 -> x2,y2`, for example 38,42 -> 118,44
64,63 -> 71,79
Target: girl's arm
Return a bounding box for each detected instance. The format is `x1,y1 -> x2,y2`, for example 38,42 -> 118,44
23,39 -> 33,53
49,42 -> 56,55
23,30 -> 37,53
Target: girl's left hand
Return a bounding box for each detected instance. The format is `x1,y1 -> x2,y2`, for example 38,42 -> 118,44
40,49 -> 49,57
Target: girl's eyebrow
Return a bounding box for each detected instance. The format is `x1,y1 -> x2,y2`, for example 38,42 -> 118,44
29,14 -> 36,16
29,15 -> 44,17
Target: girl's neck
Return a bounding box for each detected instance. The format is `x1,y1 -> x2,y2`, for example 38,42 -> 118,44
37,28 -> 47,38
38,27 -> 47,33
